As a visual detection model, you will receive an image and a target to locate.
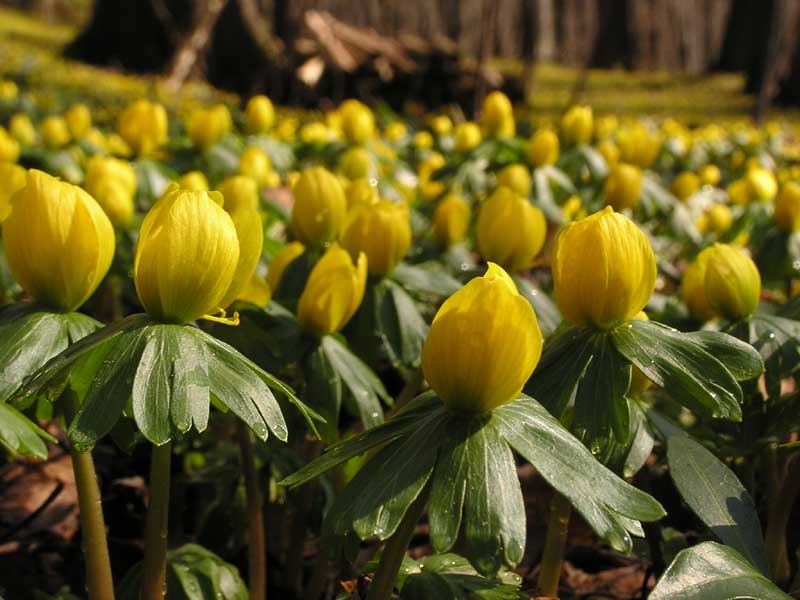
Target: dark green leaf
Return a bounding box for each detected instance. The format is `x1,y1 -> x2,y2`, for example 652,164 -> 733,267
667,436 -> 768,574
303,341 -> 342,444
132,326 -> 179,445
612,320 -> 742,421
0,401 -> 55,458
399,554 -> 523,600
494,395 -> 665,554
391,262 -> 462,297
428,419 -> 469,554
684,331 -> 764,381
649,542 -> 791,600
377,279 -> 428,369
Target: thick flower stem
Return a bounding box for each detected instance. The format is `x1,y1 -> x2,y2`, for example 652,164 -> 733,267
237,421 -> 267,600
765,450 -> 800,586
71,449 -> 115,600
366,490 -> 427,600
141,442 -> 172,600
538,491 -> 572,598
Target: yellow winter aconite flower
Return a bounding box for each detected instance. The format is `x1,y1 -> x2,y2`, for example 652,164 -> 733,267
339,100 -> 375,144
345,178 -> 379,209
40,116 -> 71,149
747,166 -> 778,202
83,155 -> 137,227
775,182 -> 800,232
699,164 -> 721,186
421,263 -> 543,414
238,146 -> 272,187
727,177 -> 752,205
118,100 -> 168,157
0,163 -> 27,222
671,171 -> 700,201
179,170 -> 210,192
3,169 -> 115,312
218,183 -> 263,310
0,80 -> 18,100
702,243 -> 761,320
604,163 -> 643,211
432,193 -> 471,248
704,203 -> 733,235
497,164 -> 532,197
65,104 -> 91,139
237,271 -> 271,307
9,113 -> 36,146
291,166 -> 347,247
595,139 -> 620,169
527,129 -> 559,167
476,186 -> 546,272
617,123 -> 661,169
384,121 -> 408,143
413,131 -> 433,150
552,206 -> 656,329
681,251 -> 715,322
481,91 -> 515,138
561,105 -> 593,145
429,115 -> 453,136
339,146 -> 372,180
418,152 -> 446,200
0,127 -> 20,163
186,104 -> 232,149
217,175 -> 259,213
562,195 -> 586,222
267,241 -> 305,293
341,200 -> 411,275
297,244 -> 367,336
134,186 -> 240,324
245,95 -> 275,134
453,122 -> 482,153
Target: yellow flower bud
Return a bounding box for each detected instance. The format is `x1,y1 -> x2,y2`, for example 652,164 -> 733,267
0,163 -> 27,222
118,100 -> 168,157
747,167 -> 777,202
300,122 -> 330,145
341,200 -> 411,275
266,241 -> 305,293
497,164 -> 532,197
65,104 -> 91,140
339,146 -> 373,180
9,113 -> 36,146
604,163 -> 643,211
218,187 -> 263,310
699,164 -> 721,187
617,124 -> 661,169
562,194 -> 586,222
237,145 -> 272,187
671,171 -> 700,201
477,186 -> 546,272
595,115 -> 618,140
596,140 -> 620,172
245,95 -> 275,134
413,131 -> 433,150
0,127 -> 20,163
186,104 -> 232,149
453,122 -> 482,153
264,170 -> 281,188
237,271 -> 271,307
702,243 -> 761,320
705,203 -> 733,235
106,133 -> 132,158
385,121 -> 408,143
552,206 -> 655,328
179,170 -> 210,192
429,115 -> 452,137
481,91 -> 515,138
339,100 -> 375,144
3,169 -> 115,311
83,155 -> 137,227
527,129 -> 559,167
418,152 -> 446,200
775,182 -> 800,232
291,166 -> 347,247
41,116 -> 71,149
218,175 -> 259,213
0,80 -> 18,100
727,178 -> 752,206
297,244 -> 367,336
345,178 -> 379,210
561,105 -> 593,145
432,193 -> 471,248
421,263 -> 542,414
681,251 -> 715,322
134,186 -> 240,323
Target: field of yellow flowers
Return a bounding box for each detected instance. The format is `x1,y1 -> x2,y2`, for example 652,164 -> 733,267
2,16 -> 800,599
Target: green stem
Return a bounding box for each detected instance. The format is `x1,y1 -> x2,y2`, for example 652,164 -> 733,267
765,451 -> 800,586
71,449 -> 115,600
537,492 -> 572,598
237,421 -> 267,600
366,489 -> 427,600
141,442 -> 172,600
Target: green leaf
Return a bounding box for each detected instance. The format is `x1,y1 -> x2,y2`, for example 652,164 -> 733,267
399,553 -> 523,600
684,331 -> 764,381
748,315 -> 800,400
511,275 -> 561,338
391,262 -> 462,297
303,341 -> 342,444
667,436 -> 768,574
428,420 -> 469,554
611,320 -> 742,421
0,401 -> 55,458
494,395 -> 665,554
649,542 -> 792,600
461,417 -> 526,575
117,543 -> 248,600
377,279 -> 429,369
323,335 -> 389,429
